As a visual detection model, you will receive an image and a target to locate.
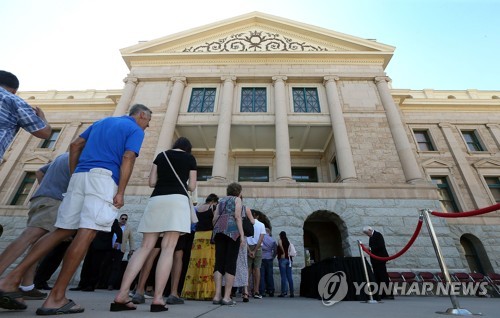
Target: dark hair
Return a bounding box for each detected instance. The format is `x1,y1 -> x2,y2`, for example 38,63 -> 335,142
0,70 -> 19,90
172,137 -> 192,153
120,213 -> 128,218
226,182 -> 242,196
205,193 -> 219,204
279,231 -> 287,240
129,104 -> 152,117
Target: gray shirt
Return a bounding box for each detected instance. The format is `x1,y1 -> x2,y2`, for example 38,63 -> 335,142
31,152 -> 70,201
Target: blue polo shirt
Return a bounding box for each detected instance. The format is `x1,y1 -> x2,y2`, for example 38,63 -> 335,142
75,116 -> 144,184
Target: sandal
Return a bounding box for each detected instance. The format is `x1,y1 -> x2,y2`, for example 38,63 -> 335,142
242,293 -> 249,303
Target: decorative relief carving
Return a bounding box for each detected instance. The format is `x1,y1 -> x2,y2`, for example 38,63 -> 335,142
183,30 -> 329,53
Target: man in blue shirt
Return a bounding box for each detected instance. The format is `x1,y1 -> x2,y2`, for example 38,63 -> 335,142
0,70 -> 52,162
0,104 -> 152,314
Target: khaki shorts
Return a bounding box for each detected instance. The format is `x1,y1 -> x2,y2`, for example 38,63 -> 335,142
27,196 -> 61,232
247,244 -> 263,269
55,168 -> 118,232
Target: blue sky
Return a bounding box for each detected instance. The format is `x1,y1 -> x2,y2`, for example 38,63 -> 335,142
1,0 -> 498,91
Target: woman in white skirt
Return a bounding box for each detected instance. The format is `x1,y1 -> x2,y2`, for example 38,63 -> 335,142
112,137 -> 197,312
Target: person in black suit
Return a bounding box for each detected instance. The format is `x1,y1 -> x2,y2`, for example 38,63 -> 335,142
362,226 -> 394,300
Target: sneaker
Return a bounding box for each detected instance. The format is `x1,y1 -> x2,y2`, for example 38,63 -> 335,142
21,288 -> 48,300
166,295 -> 185,305
253,293 -> 263,299
144,291 -> 154,299
132,293 -> 145,304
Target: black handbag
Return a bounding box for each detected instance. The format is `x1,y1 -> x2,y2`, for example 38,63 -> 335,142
243,217 -> 254,237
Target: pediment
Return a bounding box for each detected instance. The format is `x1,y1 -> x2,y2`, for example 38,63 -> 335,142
23,155 -> 50,165
121,12 -> 394,68
422,159 -> 452,168
473,159 -> 500,168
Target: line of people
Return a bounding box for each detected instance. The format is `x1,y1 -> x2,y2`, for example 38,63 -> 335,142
0,70 -> 296,315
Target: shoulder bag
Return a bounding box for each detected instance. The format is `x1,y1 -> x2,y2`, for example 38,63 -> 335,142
163,151 -> 198,224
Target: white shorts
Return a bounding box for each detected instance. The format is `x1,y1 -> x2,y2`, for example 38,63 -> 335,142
55,168 -> 118,232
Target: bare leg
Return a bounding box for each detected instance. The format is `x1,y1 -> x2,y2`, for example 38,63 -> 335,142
213,271 -> 222,301
114,233 -> 158,304
20,262 -> 38,287
169,249 -> 183,297
41,228 -> 96,309
151,231 -> 180,306
0,227 -> 48,276
0,228 -> 74,293
134,248 -> 160,295
223,273 -> 235,302
253,267 -> 260,295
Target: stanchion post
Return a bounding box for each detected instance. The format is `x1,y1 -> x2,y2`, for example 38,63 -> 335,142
422,209 -> 480,316
357,240 -> 378,304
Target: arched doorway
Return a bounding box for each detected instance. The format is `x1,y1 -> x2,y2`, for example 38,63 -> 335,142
460,234 -> 493,274
303,210 -> 350,263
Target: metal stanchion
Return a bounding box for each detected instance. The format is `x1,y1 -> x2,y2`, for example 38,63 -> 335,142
357,240 -> 378,304
422,209 -> 481,316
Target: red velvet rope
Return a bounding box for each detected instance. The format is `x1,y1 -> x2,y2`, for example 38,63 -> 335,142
430,203 -> 500,218
360,217 -> 423,262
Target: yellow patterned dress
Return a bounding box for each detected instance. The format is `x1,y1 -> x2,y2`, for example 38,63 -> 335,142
181,204 -> 216,300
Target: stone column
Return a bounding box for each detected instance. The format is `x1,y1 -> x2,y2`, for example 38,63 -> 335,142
439,123 -> 489,209
272,76 -> 293,182
486,124 -> 500,149
54,122 -> 82,157
375,76 -> 423,183
155,77 -> 186,153
0,132 -> 32,196
324,76 -> 357,182
113,76 -> 138,116
211,76 -> 237,181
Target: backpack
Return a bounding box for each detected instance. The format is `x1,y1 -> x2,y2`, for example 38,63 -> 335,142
288,242 -> 297,257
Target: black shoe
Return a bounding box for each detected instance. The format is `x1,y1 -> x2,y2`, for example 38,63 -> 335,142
278,293 -> 287,297
268,292 -> 274,297
290,293 -> 294,298
69,286 -> 82,291
35,282 -> 53,290
81,286 -> 95,292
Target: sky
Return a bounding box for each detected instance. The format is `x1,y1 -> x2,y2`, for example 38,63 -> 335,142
1,0 -> 499,92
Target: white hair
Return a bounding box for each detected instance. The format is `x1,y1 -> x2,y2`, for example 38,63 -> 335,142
362,226 -> 373,233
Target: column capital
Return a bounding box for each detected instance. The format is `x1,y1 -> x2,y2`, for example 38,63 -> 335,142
272,75 -> 288,83
323,75 -> 340,84
123,76 -> 138,85
374,76 -> 391,84
171,77 -> 187,86
221,76 -> 237,83
438,122 -> 453,128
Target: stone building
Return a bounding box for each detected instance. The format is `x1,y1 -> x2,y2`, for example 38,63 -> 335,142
1,12 -> 499,289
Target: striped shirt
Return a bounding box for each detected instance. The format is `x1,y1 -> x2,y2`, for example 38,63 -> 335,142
0,87 -> 47,160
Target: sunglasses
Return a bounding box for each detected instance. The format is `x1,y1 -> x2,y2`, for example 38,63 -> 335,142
120,218 -> 128,221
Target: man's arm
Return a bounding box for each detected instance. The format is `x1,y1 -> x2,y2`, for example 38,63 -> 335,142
30,106 -> 52,139
69,137 -> 86,174
114,150 -> 137,209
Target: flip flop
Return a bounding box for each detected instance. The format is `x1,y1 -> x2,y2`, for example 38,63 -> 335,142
0,290 -> 27,310
109,300 -> 136,312
35,299 -> 84,315
150,304 -> 168,312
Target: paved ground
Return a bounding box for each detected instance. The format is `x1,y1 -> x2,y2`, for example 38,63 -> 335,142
0,290 -> 498,317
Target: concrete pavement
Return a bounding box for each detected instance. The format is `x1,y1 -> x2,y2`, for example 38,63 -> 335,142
0,289 -> 498,317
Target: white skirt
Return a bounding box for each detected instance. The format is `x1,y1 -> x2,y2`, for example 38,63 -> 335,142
138,194 -> 190,234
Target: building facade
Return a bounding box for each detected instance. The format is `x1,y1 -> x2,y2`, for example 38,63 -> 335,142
1,12 -> 499,289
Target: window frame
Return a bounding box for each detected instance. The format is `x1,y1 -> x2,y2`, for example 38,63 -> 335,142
461,130 -> 485,152
39,129 -> 61,149
240,87 -> 267,113
484,176 -> 500,203
430,175 -> 460,213
291,167 -> 319,183
238,166 -> 269,182
187,87 -> 217,113
10,171 -> 37,206
412,129 -> 436,152
292,87 -> 321,113
197,166 -> 213,181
